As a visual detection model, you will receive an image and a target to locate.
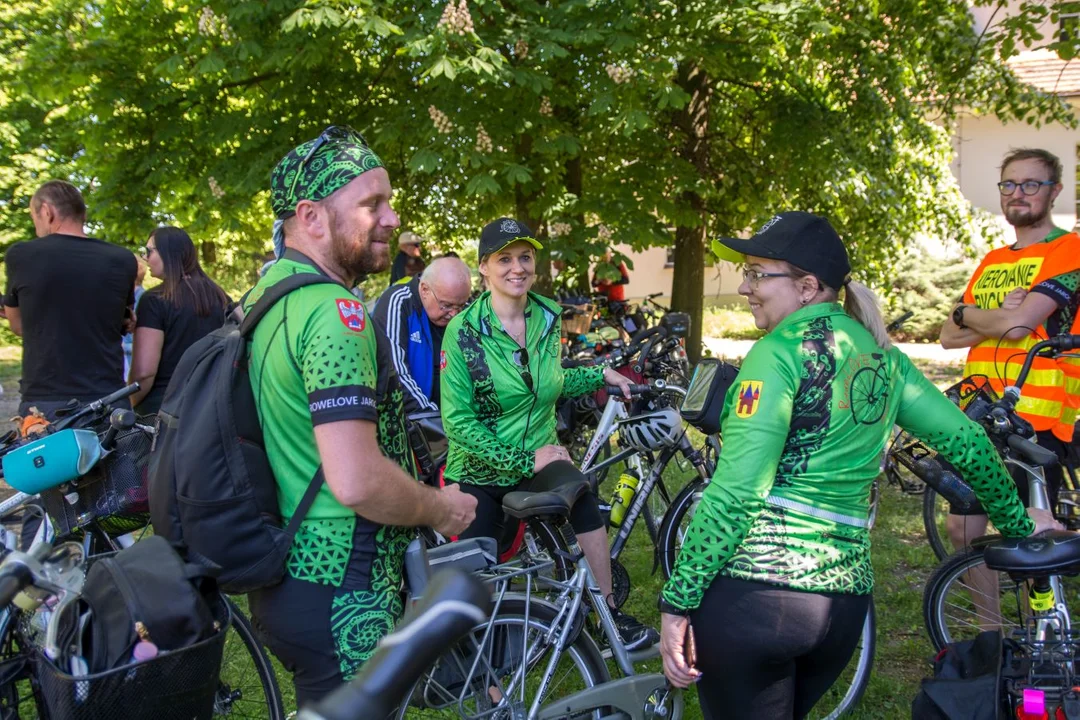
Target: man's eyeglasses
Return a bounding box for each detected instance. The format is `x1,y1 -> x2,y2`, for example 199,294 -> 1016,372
741,266 -> 790,288
997,180 -> 1055,196
512,347 -> 533,392
426,285 -> 467,315
288,125 -> 370,203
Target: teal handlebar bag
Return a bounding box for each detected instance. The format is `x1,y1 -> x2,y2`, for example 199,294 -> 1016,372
2,429 -> 101,494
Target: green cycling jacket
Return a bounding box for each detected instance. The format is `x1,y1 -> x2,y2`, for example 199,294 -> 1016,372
441,291 -> 605,487
661,302 -> 1033,612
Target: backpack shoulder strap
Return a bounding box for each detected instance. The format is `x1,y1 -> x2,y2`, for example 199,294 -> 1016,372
282,467 -> 325,537
240,274 -> 342,338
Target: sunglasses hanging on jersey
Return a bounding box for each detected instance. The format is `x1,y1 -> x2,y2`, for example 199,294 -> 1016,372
512,347 -> 534,392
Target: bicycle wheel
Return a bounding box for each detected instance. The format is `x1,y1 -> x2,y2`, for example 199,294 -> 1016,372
0,611 -> 41,718
218,597 -> 286,719
922,491 -> 996,562
394,598 -> 610,719
923,547 -> 1031,651
806,599 -> 875,719
659,479 -> 705,579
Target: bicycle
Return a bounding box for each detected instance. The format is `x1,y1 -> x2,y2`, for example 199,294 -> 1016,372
0,385 -> 284,718
392,473 -> 682,719
570,379 -> 717,608
921,336 -> 1080,716
296,568 -> 492,720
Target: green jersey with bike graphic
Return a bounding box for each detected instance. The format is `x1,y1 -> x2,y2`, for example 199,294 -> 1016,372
441,291 -> 605,487
244,252 -> 417,673
662,302 -> 1032,612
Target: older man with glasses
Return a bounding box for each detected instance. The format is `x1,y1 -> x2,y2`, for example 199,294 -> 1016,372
939,147 -> 1080,554
373,255 -> 473,414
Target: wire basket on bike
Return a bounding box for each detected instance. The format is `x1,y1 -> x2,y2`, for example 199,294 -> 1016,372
887,375 -> 998,513
560,303 -> 594,337
39,424 -> 153,538
32,594 -> 229,720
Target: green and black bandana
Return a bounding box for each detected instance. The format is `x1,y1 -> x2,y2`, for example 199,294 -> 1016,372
270,126 -> 384,220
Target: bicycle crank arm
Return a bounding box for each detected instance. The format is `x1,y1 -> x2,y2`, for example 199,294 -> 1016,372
536,673 -> 682,720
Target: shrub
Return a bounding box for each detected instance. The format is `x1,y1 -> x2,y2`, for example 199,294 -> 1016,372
882,252 -> 974,343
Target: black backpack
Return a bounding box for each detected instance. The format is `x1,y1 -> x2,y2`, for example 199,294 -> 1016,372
148,273 -> 340,594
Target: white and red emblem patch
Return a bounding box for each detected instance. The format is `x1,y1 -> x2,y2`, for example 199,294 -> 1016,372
336,299 -> 366,332
439,350 -> 447,370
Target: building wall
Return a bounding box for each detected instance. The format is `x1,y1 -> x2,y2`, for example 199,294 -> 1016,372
950,111 -> 1079,239
609,244 -> 744,306
970,2 -> 1058,50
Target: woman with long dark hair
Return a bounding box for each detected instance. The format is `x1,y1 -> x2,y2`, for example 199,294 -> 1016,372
128,226 -> 230,414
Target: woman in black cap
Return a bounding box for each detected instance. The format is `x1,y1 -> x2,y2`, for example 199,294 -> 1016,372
657,212 -> 1054,718
439,217 -> 658,651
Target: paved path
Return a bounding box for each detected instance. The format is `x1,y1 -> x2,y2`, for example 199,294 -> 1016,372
703,337 -> 967,364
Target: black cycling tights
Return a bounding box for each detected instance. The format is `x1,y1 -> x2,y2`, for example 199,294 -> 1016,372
689,576 -> 870,720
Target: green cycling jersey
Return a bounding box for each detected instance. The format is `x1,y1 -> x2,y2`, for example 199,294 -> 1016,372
440,291 -> 605,487
244,251 -> 416,590
662,302 -> 1032,613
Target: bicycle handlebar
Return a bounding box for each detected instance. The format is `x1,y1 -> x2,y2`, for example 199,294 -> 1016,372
0,542 -> 54,607
886,311 -> 913,335
1010,335 -> 1080,397
51,383 -> 141,431
296,569 -> 492,720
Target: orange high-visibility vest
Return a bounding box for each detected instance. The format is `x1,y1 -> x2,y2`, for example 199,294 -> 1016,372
962,231 -> 1080,442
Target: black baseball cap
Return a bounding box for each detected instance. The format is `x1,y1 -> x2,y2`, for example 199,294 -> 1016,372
713,212 -> 851,290
478,217 -> 543,262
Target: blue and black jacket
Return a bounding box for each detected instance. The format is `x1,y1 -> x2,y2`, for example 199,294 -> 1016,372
372,276 -> 439,414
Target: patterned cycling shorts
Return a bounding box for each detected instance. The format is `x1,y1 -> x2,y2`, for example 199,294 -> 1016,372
249,573 -> 403,708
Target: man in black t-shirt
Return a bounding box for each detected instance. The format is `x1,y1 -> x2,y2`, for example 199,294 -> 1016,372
4,180 -> 136,418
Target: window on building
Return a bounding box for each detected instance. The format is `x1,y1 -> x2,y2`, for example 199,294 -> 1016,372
665,247 -> 675,268
1062,12 -> 1080,42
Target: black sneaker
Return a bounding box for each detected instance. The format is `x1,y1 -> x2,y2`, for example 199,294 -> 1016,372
608,608 -> 659,651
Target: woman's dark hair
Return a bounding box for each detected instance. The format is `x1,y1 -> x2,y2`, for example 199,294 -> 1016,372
150,226 -> 229,317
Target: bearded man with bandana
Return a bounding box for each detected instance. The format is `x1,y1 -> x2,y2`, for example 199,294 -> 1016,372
243,127 -> 476,705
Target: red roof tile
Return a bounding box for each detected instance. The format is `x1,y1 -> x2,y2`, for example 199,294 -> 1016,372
1007,49 -> 1080,96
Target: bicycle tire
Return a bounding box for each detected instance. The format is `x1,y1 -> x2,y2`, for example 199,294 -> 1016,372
218,597 -> 286,719
394,597 -> 610,719
922,491 -> 1002,562
922,546 -> 1047,651
658,479 -> 706,580
922,487 -> 952,561
807,599 -> 875,720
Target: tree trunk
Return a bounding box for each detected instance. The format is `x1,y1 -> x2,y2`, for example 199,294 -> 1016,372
516,134 -> 552,297
670,60 -> 712,365
564,155 -> 589,295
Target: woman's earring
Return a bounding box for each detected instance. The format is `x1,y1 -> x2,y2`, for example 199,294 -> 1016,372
800,298 -> 809,305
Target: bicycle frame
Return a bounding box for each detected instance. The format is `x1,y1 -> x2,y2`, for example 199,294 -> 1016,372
1004,456 -> 1073,641
529,521 -> 678,719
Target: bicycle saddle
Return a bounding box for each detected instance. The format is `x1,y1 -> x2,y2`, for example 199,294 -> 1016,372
983,530 -> 1080,577
502,479 -> 589,521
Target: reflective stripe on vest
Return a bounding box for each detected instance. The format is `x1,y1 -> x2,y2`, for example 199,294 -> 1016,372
963,232 -> 1080,441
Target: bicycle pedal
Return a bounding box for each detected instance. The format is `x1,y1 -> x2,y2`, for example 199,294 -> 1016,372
1063,691 -> 1080,720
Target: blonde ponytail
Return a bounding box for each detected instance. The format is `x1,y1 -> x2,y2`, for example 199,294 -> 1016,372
843,281 -> 891,350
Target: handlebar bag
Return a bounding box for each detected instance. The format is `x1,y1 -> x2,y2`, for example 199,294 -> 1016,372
2,429 -> 101,495
679,358 -> 739,436
660,312 -> 691,339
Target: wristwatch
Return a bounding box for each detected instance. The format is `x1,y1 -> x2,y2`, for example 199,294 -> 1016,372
657,597 -> 690,617
952,304 -> 970,330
